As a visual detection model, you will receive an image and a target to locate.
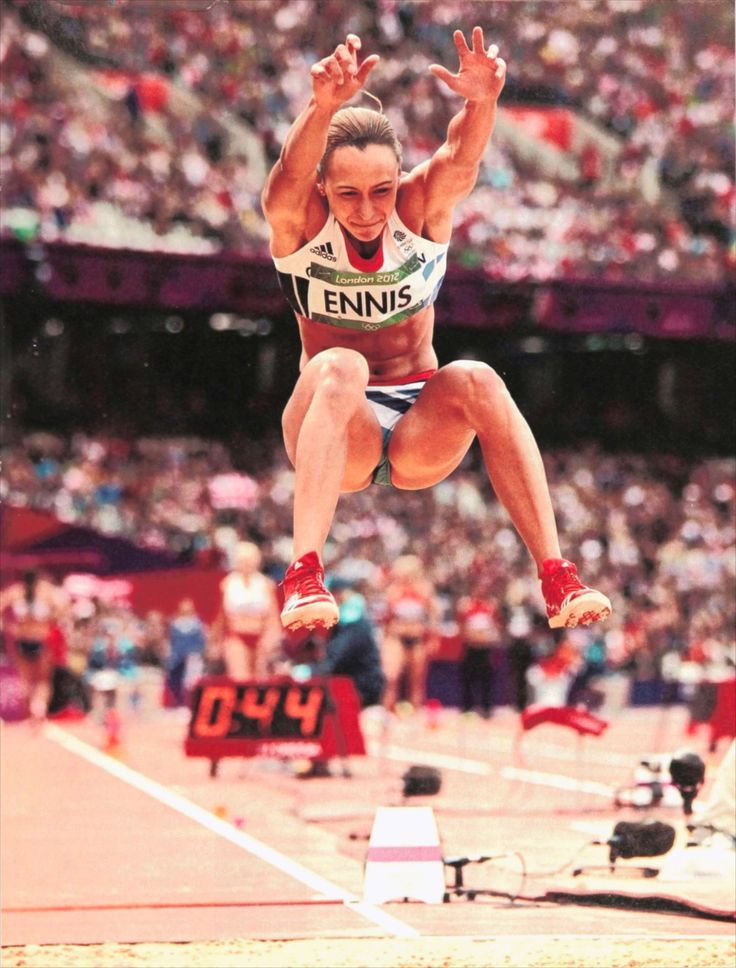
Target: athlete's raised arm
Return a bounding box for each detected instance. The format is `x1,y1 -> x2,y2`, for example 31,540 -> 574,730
413,26 -> 506,243
261,34 -> 379,256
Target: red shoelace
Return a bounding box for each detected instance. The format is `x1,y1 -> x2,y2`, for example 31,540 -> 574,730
547,563 -> 585,600
290,567 -> 328,599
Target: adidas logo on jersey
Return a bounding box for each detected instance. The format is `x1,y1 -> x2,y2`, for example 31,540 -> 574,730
309,242 -> 337,262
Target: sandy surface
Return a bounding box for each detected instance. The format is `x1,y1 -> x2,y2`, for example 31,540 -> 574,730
3,938 -> 736,967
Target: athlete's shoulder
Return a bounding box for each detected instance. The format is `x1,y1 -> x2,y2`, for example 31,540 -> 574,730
395,167 -> 427,235
271,206 -> 333,264
269,191 -> 330,261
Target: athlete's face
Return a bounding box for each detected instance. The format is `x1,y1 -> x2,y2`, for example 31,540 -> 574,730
320,144 -> 400,243
234,544 -> 260,577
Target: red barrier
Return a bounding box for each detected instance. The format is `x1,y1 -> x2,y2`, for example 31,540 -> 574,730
521,704 -> 609,737
119,567 -> 226,623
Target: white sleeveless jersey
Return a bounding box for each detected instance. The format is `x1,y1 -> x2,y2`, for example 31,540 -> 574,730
272,211 -> 449,332
222,572 -> 272,618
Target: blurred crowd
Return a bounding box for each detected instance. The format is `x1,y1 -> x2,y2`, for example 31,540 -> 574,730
2,0 -> 732,281
2,431 -> 734,711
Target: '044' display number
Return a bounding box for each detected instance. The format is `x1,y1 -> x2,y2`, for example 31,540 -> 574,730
191,682 -> 326,740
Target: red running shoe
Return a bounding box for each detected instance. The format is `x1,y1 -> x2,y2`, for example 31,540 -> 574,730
280,551 -> 339,631
540,558 -> 612,629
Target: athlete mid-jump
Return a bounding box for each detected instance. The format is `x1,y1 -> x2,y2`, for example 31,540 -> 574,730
261,28 -> 612,633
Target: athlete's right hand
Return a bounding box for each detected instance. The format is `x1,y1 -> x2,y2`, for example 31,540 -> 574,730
310,34 -> 379,109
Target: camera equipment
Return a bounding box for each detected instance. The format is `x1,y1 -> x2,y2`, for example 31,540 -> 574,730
613,759 -> 665,809
613,751 -> 706,813
605,820 -> 676,863
669,751 -> 705,815
443,853 -> 526,902
402,765 -> 442,797
572,819 -> 677,878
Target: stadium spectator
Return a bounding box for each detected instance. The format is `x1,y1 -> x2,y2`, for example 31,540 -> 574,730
2,433 -> 734,702
2,1 -> 731,282
164,597 -> 207,708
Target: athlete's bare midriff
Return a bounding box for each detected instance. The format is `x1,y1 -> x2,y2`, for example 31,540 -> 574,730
225,614 -> 268,637
296,302 -> 438,380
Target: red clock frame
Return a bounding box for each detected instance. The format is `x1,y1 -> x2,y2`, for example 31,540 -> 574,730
185,675 -> 366,763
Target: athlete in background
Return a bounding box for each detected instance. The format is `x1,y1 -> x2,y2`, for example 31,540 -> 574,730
261,29 -> 612,634
0,569 -> 69,721
456,574 -> 503,718
211,541 -> 282,678
381,554 -> 440,712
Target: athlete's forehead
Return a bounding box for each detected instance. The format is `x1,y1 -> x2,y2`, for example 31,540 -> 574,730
323,143 -> 400,187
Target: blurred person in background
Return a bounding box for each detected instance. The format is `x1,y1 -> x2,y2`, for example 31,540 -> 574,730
525,639 -> 582,709
381,554 -> 440,712
287,577 -> 385,778
84,607 -> 141,722
316,578 -> 386,709
139,609 -> 167,667
456,573 -> 502,718
164,597 -> 206,709
211,541 -> 282,679
261,29 -> 612,636
0,569 -> 69,722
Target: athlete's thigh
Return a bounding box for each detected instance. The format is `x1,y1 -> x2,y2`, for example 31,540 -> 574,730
381,635 -> 407,681
387,364 -> 477,490
223,636 -> 248,680
407,643 -> 427,679
281,352 -> 384,491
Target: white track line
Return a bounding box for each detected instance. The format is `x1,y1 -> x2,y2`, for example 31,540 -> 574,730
447,731 -> 638,768
43,723 -> 418,938
501,765 -> 614,797
370,741 -> 616,797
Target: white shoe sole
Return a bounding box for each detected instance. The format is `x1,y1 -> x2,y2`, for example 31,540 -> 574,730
281,599 -> 339,632
549,590 -> 612,629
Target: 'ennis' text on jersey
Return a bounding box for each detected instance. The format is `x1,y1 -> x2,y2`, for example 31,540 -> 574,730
272,212 -> 449,333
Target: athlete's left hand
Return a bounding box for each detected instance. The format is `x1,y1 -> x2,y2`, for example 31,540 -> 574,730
429,27 -> 506,102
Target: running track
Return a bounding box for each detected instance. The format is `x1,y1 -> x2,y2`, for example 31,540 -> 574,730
2,702 -> 734,948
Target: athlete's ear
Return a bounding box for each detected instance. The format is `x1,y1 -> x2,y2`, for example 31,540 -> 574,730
316,181 -> 326,196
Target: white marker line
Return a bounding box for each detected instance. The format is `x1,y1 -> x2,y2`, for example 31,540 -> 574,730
569,820 -> 614,838
370,741 -> 616,797
501,765 -> 614,798
43,724 -> 418,939
444,731 -> 636,768
370,742 -> 492,775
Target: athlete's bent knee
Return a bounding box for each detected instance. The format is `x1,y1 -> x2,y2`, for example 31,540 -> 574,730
311,347 -> 370,387
445,360 -> 508,409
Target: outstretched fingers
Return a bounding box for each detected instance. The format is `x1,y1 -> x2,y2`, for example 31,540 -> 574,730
453,28 -> 471,56
428,62 -> 456,86
311,56 -> 341,84
356,53 -> 380,85
334,43 -> 357,79
311,35 -> 379,92
471,25 -> 486,54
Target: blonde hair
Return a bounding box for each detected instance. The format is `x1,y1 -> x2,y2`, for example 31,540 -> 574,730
392,554 -> 422,581
318,107 -> 402,177
233,541 -> 262,569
